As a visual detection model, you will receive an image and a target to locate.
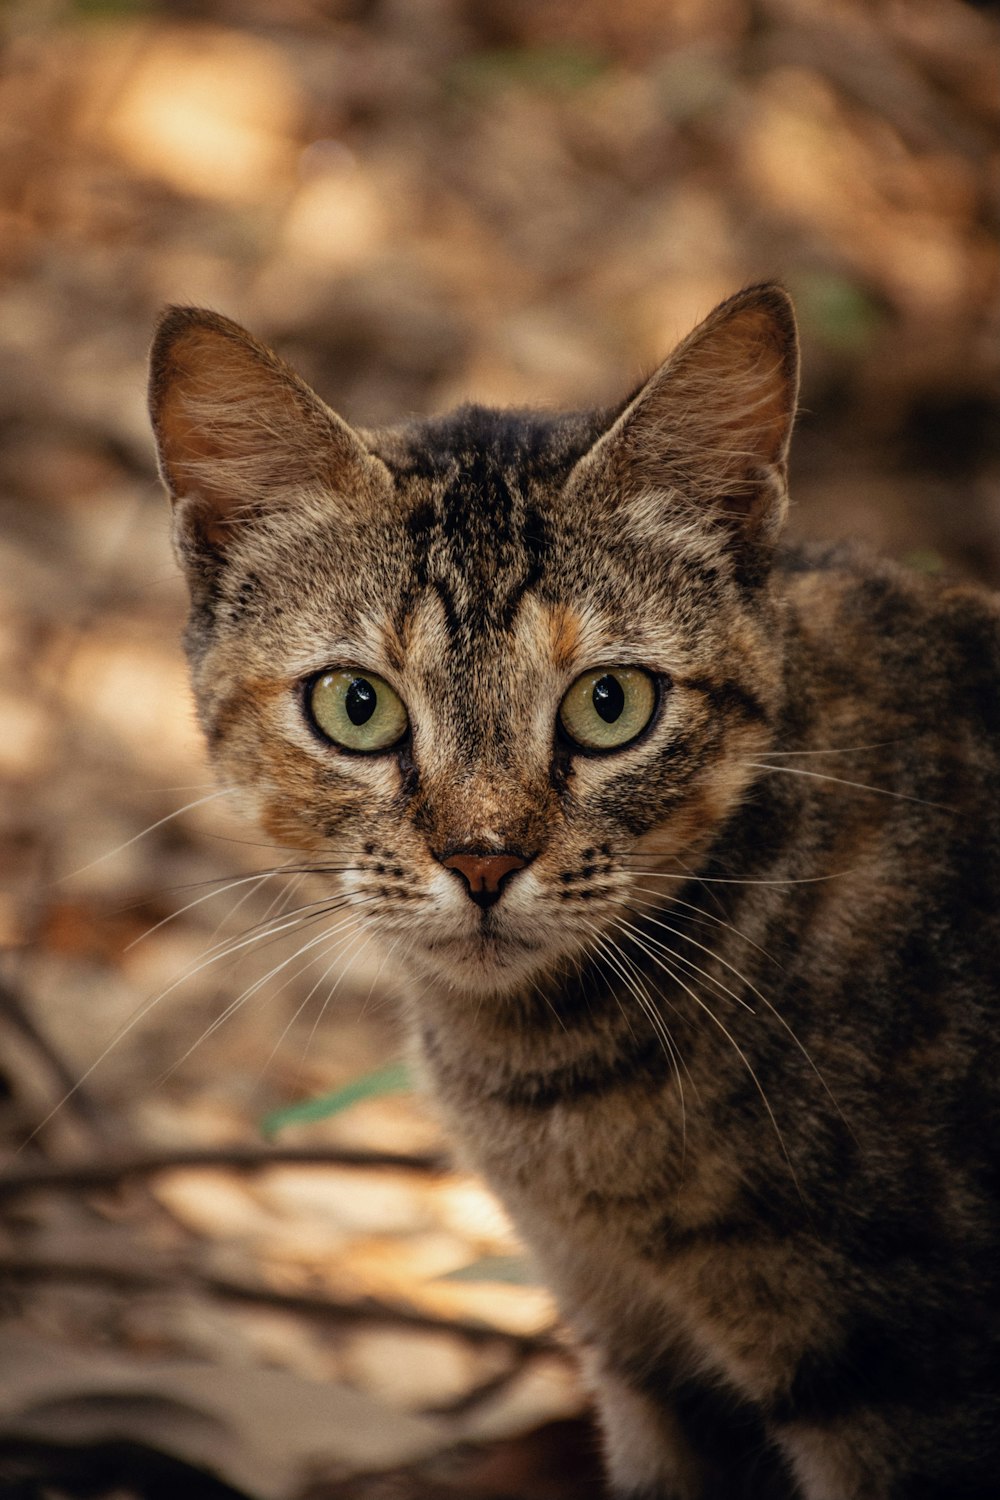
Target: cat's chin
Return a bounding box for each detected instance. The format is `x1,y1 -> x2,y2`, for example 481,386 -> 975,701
407,928 -> 550,995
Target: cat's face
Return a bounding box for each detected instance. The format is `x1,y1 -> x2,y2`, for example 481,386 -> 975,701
149,288 -> 798,996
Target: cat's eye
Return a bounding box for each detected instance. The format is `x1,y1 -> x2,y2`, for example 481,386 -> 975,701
558,667 -> 657,752
307,669 -> 408,752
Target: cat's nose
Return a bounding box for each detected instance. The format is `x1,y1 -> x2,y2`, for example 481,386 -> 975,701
440,850 -> 530,909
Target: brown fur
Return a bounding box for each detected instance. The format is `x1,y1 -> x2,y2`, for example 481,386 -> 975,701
150,288 -> 1000,1499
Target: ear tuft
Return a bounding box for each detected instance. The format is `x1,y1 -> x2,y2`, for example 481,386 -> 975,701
148,307 -> 378,553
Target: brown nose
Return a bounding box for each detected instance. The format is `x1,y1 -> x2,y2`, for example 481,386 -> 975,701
441,850 -> 530,909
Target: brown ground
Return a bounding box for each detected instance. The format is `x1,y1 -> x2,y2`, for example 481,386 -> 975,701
1,1 -> 998,1495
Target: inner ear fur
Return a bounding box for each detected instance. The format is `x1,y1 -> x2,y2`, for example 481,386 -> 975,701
149,306 -> 384,551
571,284 -> 800,556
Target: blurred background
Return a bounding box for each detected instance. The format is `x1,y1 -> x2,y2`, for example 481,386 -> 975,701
0,1 -> 998,1495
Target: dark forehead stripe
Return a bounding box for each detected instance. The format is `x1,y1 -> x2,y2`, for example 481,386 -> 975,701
375,404 -> 609,640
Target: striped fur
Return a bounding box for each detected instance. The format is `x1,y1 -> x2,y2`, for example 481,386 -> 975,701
150,288 -> 1000,1498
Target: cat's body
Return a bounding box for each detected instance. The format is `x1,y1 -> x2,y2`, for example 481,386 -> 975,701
149,288 -> 1000,1499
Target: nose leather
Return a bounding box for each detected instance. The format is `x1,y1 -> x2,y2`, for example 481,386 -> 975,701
441,851 -> 529,908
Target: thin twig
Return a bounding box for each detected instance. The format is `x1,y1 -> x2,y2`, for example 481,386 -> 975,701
0,1254 -> 557,1355
0,1143 -> 451,1201
0,975 -> 111,1142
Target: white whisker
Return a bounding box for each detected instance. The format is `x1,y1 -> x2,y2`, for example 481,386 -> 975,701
61,788 -> 235,881
125,868 -> 288,952
747,761 -> 950,811
627,886 -> 779,966
617,908 -> 758,1014
12,894 -> 373,1157
619,864 -> 855,887
581,921 -> 691,1147
620,904 -> 853,1144
614,911 -> 755,1018
605,917 -> 799,1194
164,911 -> 373,1088
761,741 -> 902,758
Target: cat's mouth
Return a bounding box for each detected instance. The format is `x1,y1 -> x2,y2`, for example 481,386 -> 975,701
415,917 -> 546,988
425,928 -> 540,958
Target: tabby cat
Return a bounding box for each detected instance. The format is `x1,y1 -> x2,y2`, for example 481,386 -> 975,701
149,286 -> 1000,1499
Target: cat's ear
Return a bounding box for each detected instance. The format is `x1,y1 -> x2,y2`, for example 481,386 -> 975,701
571,284 -> 799,567
149,307 -> 386,555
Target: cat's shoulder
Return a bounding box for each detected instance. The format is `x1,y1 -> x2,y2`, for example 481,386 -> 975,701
777,538 -> 1000,638
776,539 -> 1000,726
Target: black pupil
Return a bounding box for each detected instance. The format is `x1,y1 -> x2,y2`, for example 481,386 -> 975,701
345,677 -> 377,726
593,674 -> 625,723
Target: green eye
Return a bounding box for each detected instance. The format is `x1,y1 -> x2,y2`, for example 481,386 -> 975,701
308,670 -> 408,752
558,667 -> 657,752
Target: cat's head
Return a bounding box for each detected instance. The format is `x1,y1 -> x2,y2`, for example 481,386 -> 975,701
149,287 -> 798,996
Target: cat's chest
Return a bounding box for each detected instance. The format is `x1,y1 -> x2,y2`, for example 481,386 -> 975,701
418,1021 -> 711,1281
412,1009 -> 836,1404
432,1059 -> 688,1351
415,1009 -> 688,1207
